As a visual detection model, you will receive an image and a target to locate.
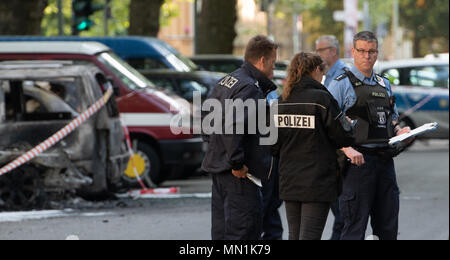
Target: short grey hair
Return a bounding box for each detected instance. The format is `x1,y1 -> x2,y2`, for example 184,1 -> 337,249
353,31 -> 378,48
316,35 -> 340,55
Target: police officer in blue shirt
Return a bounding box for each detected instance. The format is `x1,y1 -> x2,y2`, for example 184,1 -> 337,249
316,35 -> 349,88
316,35 -> 349,240
260,89 -> 284,240
327,31 -> 413,240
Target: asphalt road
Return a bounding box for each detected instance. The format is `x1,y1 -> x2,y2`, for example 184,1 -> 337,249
0,140 -> 448,240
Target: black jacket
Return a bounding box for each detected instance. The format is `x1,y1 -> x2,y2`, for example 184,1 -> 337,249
272,76 -> 355,202
201,62 -> 277,180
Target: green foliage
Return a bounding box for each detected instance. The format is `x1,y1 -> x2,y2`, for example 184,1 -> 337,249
399,0 -> 449,38
366,0 -> 394,29
301,0 -> 344,51
87,0 -> 130,36
161,0 -> 193,27
272,0 -> 340,51
273,0 -> 326,15
41,0 -> 72,36
41,0 -> 130,36
398,0 -> 449,55
271,0 -> 448,55
40,0 -> 448,55
41,0 -> 190,36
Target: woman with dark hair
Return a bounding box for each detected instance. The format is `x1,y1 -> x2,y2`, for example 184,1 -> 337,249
272,52 -> 355,240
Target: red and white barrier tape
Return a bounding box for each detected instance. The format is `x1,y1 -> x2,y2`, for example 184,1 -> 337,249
120,117 -> 149,190
137,187 -> 179,195
0,88 -> 113,177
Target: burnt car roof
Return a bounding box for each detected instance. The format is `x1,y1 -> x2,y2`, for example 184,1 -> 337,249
0,41 -> 110,55
0,61 -> 101,80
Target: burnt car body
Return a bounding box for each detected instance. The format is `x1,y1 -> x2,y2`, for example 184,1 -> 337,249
0,62 -> 129,210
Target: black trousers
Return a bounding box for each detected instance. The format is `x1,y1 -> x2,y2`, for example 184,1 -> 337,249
339,155 -> 399,240
261,157 -> 283,240
211,171 -> 263,240
284,201 -> 330,240
330,200 -> 344,240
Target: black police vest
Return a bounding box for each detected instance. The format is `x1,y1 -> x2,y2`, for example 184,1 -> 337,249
344,71 -> 395,145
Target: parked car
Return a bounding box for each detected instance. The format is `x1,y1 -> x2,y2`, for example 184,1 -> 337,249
190,54 -> 243,74
0,41 -> 204,186
190,54 -> 287,88
140,70 -> 226,102
375,58 -> 449,139
0,36 -> 198,72
0,62 -> 129,210
424,53 -> 449,60
190,54 -> 289,73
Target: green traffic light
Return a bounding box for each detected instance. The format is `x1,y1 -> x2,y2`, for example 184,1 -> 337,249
76,19 -> 93,31
77,21 -> 88,31
72,0 -> 104,33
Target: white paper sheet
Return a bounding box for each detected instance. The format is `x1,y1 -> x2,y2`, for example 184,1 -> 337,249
389,122 -> 438,145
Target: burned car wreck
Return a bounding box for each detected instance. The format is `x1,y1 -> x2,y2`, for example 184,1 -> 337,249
0,62 -> 129,210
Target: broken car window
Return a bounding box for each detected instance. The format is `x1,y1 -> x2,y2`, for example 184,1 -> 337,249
1,78 -> 80,122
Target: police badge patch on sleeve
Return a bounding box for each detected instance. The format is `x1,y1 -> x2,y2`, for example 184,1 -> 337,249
376,75 -> 386,88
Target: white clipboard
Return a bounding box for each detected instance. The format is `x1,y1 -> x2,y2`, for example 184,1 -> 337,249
389,122 -> 438,145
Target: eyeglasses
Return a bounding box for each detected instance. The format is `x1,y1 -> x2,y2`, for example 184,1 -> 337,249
315,46 -> 334,53
355,48 -> 378,56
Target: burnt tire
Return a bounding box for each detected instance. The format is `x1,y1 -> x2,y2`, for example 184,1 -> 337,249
0,165 -> 46,211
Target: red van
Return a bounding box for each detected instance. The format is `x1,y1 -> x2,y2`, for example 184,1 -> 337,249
0,41 -> 203,186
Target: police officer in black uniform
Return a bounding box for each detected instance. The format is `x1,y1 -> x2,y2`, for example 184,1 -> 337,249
202,35 -> 278,240
328,31 -> 413,240
272,52 -> 355,240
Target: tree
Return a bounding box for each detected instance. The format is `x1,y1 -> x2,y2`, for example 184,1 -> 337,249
0,0 -> 48,35
270,0 -> 334,53
399,0 -> 449,57
196,0 -> 238,54
41,0 -> 72,36
297,0 -> 342,52
129,0 -> 164,36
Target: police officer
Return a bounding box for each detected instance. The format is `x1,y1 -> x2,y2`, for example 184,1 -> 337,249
202,35 -> 278,240
272,52 -> 355,240
315,35 -> 349,240
327,31 -> 412,240
315,35 -> 349,88
261,90 -> 283,240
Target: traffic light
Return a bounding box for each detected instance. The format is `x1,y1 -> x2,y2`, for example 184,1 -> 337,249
72,0 -> 104,34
